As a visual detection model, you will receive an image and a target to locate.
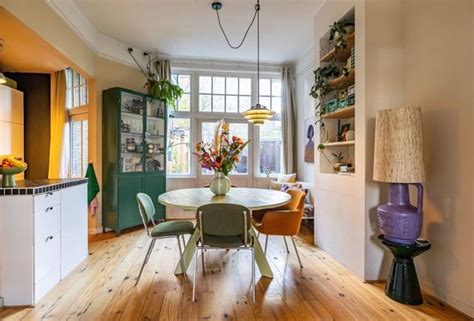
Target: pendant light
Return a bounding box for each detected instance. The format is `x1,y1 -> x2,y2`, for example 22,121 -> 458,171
212,0 -> 275,125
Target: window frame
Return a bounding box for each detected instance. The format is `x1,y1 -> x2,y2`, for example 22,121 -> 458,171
65,68 -> 90,178
168,69 -> 282,178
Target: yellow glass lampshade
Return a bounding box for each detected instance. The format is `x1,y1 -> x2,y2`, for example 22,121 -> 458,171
0,73 -> 7,84
242,103 -> 275,125
373,106 -> 425,183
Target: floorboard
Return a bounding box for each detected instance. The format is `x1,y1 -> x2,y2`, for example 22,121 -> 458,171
0,226 -> 469,321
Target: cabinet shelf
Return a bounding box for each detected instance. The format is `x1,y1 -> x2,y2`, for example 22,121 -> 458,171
322,105 -> 355,119
323,140 -> 355,147
328,69 -> 355,89
320,32 -> 355,63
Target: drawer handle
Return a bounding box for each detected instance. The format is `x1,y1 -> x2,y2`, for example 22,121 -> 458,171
45,236 -> 54,242
45,207 -> 54,212
46,192 -> 54,197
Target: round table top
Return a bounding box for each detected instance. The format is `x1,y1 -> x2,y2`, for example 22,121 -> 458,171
158,187 -> 291,211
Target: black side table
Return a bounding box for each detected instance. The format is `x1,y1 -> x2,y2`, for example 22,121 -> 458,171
378,234 -> 431,305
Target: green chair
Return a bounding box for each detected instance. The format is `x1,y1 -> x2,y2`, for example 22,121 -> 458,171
135,193 -> 194,285
192,204 -> 255,303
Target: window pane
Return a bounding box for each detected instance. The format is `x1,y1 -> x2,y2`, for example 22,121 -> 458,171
239,96 -> 251,112
178,93 -> 191,111
73,71 -> 79,87
172,74 -> 178,84
200,122 -> 248,174
73,86 -> 79,108
178,75 -> 191,93
272,79 -> 281,96
167,118 -> 191,175
71,121 -> 82,177
226,77 -> 238,95
260,96 -> 271,109
272,96 -> 281,114
239,78 -> 251,95
199,76 -> 212,93
213,95 -> 225,112
226,95 -> 238,113
80,84 -> 87,106
259,121 -> 282,174
260,79 -> 271,96
213,77 -> 225,94
82,120 -> 88,176
199,94 -> 211,111
229,123 -> 248,174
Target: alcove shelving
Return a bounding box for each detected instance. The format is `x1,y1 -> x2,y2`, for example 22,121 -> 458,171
317,7 -> 356,176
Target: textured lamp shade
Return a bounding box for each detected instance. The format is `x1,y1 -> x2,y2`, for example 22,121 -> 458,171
373,107 -> 425,183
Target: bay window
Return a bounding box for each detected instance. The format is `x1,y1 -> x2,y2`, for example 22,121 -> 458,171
168,70 -> 283,179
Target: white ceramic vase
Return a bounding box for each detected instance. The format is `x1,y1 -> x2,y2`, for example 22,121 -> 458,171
209,172 -> 231,196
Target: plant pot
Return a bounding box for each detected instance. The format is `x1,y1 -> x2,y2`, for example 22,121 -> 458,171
209,172 -> 231,196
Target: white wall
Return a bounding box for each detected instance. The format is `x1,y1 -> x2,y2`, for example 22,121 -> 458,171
402,0 -> 473,315
295,48 -> 315,185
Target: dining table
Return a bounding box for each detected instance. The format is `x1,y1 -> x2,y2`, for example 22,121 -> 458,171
158,187 -> 291,279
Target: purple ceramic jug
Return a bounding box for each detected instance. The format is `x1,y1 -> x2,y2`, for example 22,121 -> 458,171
377,183 -> 424,244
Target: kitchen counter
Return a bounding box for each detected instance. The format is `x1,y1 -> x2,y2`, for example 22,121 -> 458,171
0,178 -> 88,196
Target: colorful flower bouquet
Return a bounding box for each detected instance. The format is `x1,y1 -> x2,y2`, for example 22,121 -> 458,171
194,119 -> 250,176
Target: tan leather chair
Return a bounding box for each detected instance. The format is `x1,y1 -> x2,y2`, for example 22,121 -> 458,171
252,189 -> 306,268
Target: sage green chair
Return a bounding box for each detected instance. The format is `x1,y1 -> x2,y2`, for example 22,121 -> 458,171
192,204 -> 255,303
135,193 -> 194,285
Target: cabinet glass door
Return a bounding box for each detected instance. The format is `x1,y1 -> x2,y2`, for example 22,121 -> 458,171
145,99 -> 165,172
120,91 -> 144,173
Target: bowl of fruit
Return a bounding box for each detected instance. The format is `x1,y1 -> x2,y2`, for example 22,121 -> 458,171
0,155 -> 27,187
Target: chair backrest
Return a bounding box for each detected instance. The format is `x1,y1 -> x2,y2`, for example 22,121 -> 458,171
282,189 -> 307,211
136,193 -> 156,235
196,203 -> 251,246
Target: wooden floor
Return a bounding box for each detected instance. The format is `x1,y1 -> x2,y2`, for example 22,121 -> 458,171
0,226 -> 469,321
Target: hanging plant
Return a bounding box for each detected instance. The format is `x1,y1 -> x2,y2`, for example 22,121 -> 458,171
127,48 -> 183,111
309,61 -> 341,128
329,20 -> 355,53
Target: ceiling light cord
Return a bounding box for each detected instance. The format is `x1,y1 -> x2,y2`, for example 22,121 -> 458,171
215,3 -> 259,50
256,0 -> 260,104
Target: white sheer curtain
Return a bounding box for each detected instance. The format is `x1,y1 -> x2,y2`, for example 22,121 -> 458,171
281,66 -> 297,174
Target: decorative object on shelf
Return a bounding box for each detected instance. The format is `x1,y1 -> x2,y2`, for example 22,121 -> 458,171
329,20 -> 355,53
194,119 -> 250,195
0,155 -> 27,187
345,129 -> 355,141
263,167 -> 272,178
126,138 -> 137,152
378,235 -> 431,305
304,119 -> 315,163
310,62 -> 342,127
339,123 -> 351,141
373,107 -> 425,244
127,48 -> 183,111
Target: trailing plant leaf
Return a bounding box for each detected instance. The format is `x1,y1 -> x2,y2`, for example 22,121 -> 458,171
329,20 -> 354,53
150,80 -> 184,111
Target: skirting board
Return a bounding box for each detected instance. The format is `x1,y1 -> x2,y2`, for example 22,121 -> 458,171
422,280 -> 474,318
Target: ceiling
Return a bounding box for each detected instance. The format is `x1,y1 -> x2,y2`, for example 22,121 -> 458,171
73,0 -> 323,64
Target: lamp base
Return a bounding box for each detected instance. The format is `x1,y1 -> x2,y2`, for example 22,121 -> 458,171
377,183 -> 424,245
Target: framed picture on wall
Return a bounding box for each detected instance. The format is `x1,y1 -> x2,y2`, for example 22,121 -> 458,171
304,118 -> 315,163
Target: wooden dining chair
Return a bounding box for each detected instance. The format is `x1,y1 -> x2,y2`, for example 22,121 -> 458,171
192,203 -> 255,303
252,189 -> 306,268
135,193 -> 195,285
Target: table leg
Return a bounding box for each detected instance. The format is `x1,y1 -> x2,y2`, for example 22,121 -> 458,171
174,227 -> 274,279
174,229 -> 199,275
250,227 -> 274,279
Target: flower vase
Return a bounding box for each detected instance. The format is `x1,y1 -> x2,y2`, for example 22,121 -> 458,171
209,172 -> 231,196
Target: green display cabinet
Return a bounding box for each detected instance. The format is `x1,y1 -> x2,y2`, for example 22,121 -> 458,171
102,88 -> 167,235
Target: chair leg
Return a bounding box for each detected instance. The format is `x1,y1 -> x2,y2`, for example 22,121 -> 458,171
181,234 -> 186,247
257,232 -> 260,239
192,248 -> 199,302
251,247 -> 256,303
201,248 -> 206,276
136,238 -> 156,286
291,237 -> 303,269
283,236 -> 290,254
264,235 -> 268,255
176,236 -> 187,281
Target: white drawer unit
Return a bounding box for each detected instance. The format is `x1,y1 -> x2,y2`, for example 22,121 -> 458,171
0,180 -> 88,306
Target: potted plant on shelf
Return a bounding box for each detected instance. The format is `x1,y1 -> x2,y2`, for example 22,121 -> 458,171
127,48 -> 183,111
329,20 -> 355,53
310,61 -> 341,128
317,145 -> 349,172
194,119 -> 250,196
